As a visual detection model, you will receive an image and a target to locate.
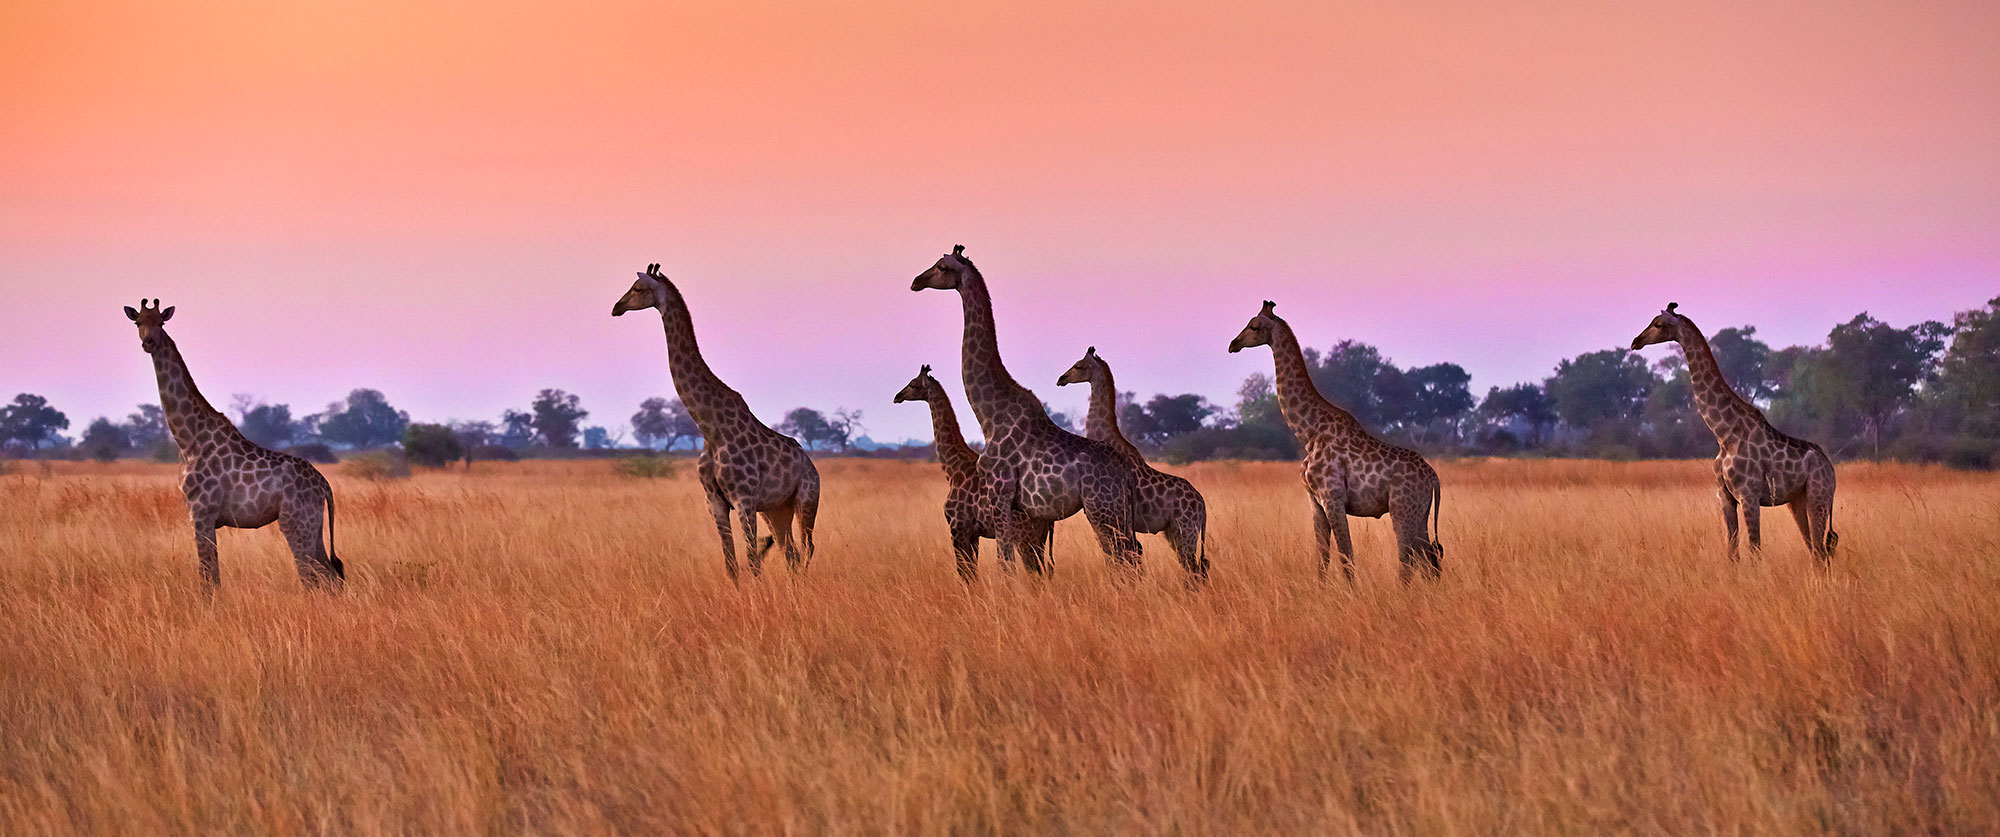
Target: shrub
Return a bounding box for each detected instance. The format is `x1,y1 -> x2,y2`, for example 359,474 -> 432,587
344,450 -> 411,481
403,423 -> 465,468
472,444 -> 520,462
614,453 -> 677,479
1943,438 -> 1998,471
287,443 -> 337,464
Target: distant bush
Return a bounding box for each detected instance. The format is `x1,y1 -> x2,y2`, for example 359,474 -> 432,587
403,423 -> 465,468
344,450 -> 411,480
614,453 -> 677,479
287,443 -> 337,464
472,444 -> 520,463
1943,438 -> 1998,471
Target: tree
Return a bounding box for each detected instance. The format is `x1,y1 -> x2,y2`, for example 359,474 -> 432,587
1478,383 -> 1554,446
779,407 -> 832,449
1814,313 -> 1950,456
631,397 -> 700,451
1141,394 -> 1217,442
402,423 -> 464,468
828,408 -> 865,452
1236,373 -> 1283,430
583,426 -> 614,449
1545,350 -> 1656,436
123,404 -> 176,460
1932,297 -> 2000,439
529,389 -> 589,448
240,403 -> 298,449
1709,326 -> 1774,401
0,393 -> 70,451
1401,362 -> 1474,441
1306,340 -> 1396,428
499,410 -> 536,449
79,417 -> 132,462
317,389 -> 409,449
1640,357 -> 1714,458
1043,402 -> 1077,434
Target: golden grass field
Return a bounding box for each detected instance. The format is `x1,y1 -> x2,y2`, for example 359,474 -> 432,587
2,457 -> 1997,834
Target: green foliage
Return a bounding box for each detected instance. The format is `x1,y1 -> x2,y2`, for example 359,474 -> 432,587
287,443 -> 337,464
614,453 -> 678,479
239,403 -> 298,449
318,389 -> 409,449
1545,350 -> 1655,433
79,418 -> 131,462
403,423 -> 465,468
530,389 -> 589,449
631,397 -> 700,451
0,393 -> 70,452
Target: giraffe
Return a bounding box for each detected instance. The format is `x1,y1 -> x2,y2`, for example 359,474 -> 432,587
613,264 -> 819,580
1632,302 -> 1838,564
910,246 -> 1143,574
123,299 -> 344,589
1229,301 -> 1444,582
893,364 -> 1051,581
1056,347 -> 1210,579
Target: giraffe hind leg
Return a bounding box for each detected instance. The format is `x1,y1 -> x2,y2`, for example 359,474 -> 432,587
762,502 -> 801,573
278,500 -> 338,590
704,486 -> 739,581
738,507 -> 766,577
795,466 -> 819,570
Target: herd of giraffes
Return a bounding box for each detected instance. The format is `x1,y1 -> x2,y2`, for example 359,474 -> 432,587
121,245 -> 1841,590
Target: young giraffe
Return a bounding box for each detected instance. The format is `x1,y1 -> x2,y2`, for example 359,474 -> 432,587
124,299 -> 344,589
1632,302 -> 1839,564
911,246 -> 1144,574
613,264 -> 819,580
1229,301 -> 1444,582
893,364 -> 1050,581
1056,347 -> 1211,580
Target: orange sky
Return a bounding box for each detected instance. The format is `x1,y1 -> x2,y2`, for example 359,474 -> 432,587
3,1 -> 1997,442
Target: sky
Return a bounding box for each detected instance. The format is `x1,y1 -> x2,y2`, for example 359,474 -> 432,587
3,0 -> 1997,444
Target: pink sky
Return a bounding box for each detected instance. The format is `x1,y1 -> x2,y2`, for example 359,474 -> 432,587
3,0 -> 1997,443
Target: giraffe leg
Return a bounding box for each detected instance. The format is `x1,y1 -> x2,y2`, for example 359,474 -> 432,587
1742,500 -> 1762,559
192,516 -> 221,589
763,502 -> 801,573
794,460 -> 820,570
1021,518 -> 1054,575
738,507 -> 767,577
1392,499 -> 1438,583
1166,518 -> 1206,584
978,460 -> 1037,573
704,485 -> 738,581
1081,479 -> 1143,570
1719,487 -> 1740,563
1808,482 -> 1837,567
950,522 -> 980,583
1326,505 -> 1356,584
1311,500 -> 1333,579
1788,498 -> 1813,557
278,499 -> 338,590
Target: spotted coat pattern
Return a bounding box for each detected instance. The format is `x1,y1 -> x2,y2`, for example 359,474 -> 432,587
1633,304 -> 1838,564
125,300 -> 344,589
912,247 -> 1143,575
1057,347 -> 1210,580
614,265 -> 819,580
1230,302 -> 1444,582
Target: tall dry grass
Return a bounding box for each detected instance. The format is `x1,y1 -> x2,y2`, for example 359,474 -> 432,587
1,458 -> 1996,834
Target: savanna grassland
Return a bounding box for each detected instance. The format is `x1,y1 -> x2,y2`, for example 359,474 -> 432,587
2,457 -> 1997,834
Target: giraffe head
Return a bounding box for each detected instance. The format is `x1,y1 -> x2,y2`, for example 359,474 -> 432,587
911,245 -> 973,292
1227,300 -> 1281,353
1056,346 -> 1106,388
893,364 -> 942,403
1630,302 -> 1688,350
123,298 -> 176,354
611,263 -> 672,316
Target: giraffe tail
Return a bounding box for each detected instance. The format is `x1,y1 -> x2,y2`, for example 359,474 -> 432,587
324,482 -> 346,582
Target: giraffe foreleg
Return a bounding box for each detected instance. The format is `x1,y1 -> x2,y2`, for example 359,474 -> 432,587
1719,486 -> 1740,563
950,521 -> 981,583
738,507 -> 767,577
191,516 -> 221,589
1741,499 -> 1762,559
703,485 -> 739,582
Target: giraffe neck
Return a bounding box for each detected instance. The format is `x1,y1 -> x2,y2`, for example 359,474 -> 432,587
653,283 -> 753,437
922,384 -> 980,484
954,266 -> 1055,439
1084,363 -> 1144,461
149,333 -> 240,455
1673,317 -> 1765,443
1267,319 -> 1364,442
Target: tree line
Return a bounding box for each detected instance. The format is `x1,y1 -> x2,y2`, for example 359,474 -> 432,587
5,298 -> 1994,468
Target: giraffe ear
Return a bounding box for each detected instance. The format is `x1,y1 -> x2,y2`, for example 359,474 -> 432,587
159,306 -> 174,322
124,306 -> 139,322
